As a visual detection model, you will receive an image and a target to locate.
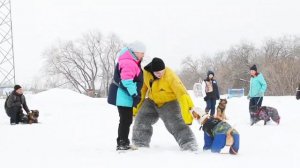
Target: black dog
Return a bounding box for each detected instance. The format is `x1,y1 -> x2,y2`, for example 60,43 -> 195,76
250,106 -> 280,126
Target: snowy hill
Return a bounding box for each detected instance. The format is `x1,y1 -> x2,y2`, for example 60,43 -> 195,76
0,89 -> 299,168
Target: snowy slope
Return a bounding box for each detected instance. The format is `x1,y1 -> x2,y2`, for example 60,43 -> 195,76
0,89 -> 299,168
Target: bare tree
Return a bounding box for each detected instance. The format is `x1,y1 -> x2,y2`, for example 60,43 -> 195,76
179,56 -> 202,89
178,36 -> 300,96
261,36 -> 300,95
45,41 -> 96,95
98,34 -> 123,96
222,42 -> 257,92
44,37 -> 99,96
43,31 -> 123,97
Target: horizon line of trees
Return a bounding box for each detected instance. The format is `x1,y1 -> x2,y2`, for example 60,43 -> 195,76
179,35 -> 300,96
31,31 -> 299,97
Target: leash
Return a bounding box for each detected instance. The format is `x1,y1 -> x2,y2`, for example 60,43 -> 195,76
239,78 -> 250,83
249,96 -> 262,105
256,97 -> 262,105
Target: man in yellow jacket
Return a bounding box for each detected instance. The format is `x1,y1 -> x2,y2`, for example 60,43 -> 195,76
132,57 -> 198,151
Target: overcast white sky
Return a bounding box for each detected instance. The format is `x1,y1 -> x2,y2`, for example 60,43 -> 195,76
11,0 -> 300,85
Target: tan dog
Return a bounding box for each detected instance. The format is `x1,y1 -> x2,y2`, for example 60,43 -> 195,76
216,99 -> 228,120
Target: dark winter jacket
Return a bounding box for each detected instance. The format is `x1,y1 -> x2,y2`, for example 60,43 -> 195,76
202,78 -> 220,100
5,91 -> 30,114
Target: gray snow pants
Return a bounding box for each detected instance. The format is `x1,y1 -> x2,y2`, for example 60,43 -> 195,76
132,99 -> 198,151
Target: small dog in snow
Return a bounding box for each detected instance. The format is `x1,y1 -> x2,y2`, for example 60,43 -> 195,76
250,106 -> 280,126
27,110 -> 39,124
20,110 -> 39,124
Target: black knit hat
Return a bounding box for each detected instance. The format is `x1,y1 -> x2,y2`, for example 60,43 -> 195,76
151,57 -> 165,72
250,64 -> 257,71
207,70 -> 214,77
14,85 -> 22,91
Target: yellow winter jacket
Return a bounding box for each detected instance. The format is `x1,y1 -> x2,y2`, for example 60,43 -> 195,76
133,67 -> 194,125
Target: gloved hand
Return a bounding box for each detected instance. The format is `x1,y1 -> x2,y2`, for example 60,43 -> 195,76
190,107 -> 200,120
132,94 -> 141,108
204,96 -> 208,101
190,107 -> 205,120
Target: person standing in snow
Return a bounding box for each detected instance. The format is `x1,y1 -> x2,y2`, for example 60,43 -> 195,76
132,57 -> 198,151
248,64 -> 267,123
202,70 -> 220,117
4,85 -> 31,125
196,110 -> 239,154
107,41 -> 145,150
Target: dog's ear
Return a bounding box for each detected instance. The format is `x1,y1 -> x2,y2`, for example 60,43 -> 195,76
220,99 -> 227,104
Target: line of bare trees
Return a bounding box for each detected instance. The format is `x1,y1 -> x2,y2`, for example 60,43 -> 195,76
179,36 -> 300,96
43,32 -> 123,97
41,32 -> 299,97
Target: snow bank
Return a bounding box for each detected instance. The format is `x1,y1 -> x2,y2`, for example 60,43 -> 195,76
0,89 -> 299,168
32,88 -> 91,102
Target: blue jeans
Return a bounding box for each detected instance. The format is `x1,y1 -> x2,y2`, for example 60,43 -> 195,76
206,99 -> 216,116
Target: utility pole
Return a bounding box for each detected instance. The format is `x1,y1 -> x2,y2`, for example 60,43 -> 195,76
0,0 -> 15,88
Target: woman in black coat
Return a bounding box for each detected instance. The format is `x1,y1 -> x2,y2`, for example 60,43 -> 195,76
202,71 -> 220,117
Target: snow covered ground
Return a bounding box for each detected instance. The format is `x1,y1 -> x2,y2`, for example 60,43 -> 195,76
0,89 -> 299,168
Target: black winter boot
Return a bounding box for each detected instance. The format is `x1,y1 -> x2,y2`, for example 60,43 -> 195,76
116,139 -> 130,150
